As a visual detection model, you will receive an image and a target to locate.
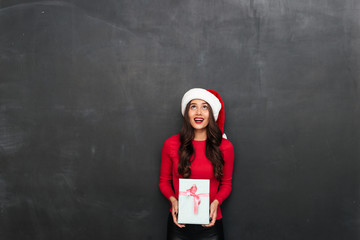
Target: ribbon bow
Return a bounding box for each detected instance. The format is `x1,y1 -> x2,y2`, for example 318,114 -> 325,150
179,184 -> 209,214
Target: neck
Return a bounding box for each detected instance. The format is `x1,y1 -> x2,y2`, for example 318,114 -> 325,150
193,129 -> 207,141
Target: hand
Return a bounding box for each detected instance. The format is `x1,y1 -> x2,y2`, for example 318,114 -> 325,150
203,199 -> 219,227
169,196 -> 185,228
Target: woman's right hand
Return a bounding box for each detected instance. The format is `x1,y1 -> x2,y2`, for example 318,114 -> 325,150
169,196 -> 185,228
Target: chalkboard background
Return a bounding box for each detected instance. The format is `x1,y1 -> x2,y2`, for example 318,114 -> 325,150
0,0 -> 359,239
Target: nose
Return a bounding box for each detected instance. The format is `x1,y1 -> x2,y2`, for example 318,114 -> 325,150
196,108 -> 201,114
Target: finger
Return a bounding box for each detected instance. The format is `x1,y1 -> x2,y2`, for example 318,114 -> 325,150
171,212 -> 180,227
202,216 -> 213,227
172,211 -> 185,228
176,222 -> 185,228
204,218 -> 216,227
204,211 -> 216,227
172,202 -> 178,216
174,218 -> 185,228
173,201 -> 184,227
210,215 -> 216,225
171,211 -> 177,223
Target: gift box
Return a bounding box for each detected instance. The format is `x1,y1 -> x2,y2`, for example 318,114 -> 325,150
178,178 -> 210,225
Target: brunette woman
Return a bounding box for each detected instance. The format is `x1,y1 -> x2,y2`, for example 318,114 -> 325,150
159,88 -> 234,240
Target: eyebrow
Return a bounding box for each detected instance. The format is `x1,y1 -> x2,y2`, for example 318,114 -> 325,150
190,102 -> 208,105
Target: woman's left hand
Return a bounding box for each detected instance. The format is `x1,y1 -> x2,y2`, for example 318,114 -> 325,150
202,199 -> 219,227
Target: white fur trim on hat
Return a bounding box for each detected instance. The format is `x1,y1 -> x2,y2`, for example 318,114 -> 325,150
181,88 -> 222,121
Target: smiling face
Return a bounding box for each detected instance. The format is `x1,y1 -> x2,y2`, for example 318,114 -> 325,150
188,99 -> 210,131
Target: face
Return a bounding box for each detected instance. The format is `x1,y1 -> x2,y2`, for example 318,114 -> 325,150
188,99 -> 210,131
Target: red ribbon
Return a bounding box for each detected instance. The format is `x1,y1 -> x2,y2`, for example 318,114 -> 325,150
179,184 -> 209,214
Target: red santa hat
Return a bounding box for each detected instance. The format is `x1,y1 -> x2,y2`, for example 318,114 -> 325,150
181,88 -> 227,138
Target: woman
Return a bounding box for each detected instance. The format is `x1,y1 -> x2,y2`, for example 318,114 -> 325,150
159,88 -> 234,240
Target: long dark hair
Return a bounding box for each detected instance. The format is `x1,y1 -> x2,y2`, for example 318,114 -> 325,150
178,102 -> 224,181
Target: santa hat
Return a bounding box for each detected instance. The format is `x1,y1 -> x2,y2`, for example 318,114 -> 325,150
181,88 -> 227,138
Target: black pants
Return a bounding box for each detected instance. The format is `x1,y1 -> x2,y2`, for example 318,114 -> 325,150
167,213 -> 225,240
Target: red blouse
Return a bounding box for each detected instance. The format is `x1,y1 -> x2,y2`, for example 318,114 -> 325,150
159,134 -> 234,219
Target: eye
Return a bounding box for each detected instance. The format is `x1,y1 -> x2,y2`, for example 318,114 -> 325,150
202,105 -> 208,110
190,105 -> 197,110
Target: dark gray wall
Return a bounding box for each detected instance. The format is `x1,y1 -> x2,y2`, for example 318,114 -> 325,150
0,0 -> 359,239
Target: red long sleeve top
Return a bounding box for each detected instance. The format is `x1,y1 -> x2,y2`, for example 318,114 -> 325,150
159,134 -> 234,220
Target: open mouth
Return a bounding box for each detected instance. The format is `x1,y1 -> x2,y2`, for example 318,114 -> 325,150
194,118 -> 204,124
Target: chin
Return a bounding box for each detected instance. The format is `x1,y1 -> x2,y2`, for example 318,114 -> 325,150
191,124 -> 208,130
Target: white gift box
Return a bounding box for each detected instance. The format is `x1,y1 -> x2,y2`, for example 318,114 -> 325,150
178,178 -> 210,225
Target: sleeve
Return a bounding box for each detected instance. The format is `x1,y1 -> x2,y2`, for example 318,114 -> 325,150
214,141 -> 234,205
159,139 -> 176,201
